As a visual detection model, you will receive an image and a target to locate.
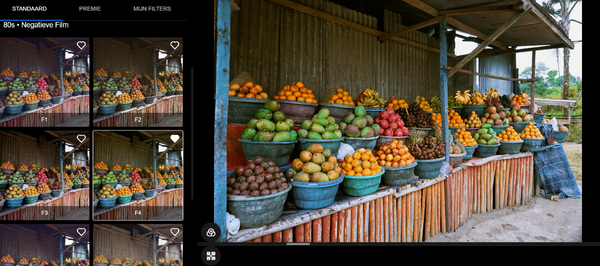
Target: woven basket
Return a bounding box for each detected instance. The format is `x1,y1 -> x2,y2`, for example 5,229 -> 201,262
407,127 -> 431,145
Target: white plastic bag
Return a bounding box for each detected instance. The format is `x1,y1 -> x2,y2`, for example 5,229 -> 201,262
548,117 -> 559,131
439,160 -> 452,178
336,143 -> 355,161
226,212 -> 240,236
115,91 -> 123,97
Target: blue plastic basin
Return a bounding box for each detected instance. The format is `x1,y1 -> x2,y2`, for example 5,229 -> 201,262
290,175 -> 344,209
463,144 -> 478,161
342,168 -> 385,197
521,137 -> 545,152
227,185 -> 292,228
297,138 -> 343,157
497,140 -> 523,155
414,157 -> 445,179
381,162 -> 417,186
474,143 -> 501,158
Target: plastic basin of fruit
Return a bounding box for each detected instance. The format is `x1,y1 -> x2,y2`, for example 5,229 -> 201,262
39,192 -> 51,200
0,261 -> 15,266
50,96 -> 62,104
0,180 -> 7,190
24,195 -> 39,204
463,144 -> 478,161
364,107 -> 386,119
98,103 -> 118,114
290,175 -> 344,209
343,136 -> 378,152
5,197 -> 23,208
474,143 -> 501,158
553,131 -> 567,144
175,183 -> 183,188
39,98 -> 51,107
0,74 -> 16,83
451,107 -> 463,114
521,137 -> 545,152
238,138 -> 297,167
341,168 -> 384,197
93,200 -> 98,212
118,182 -> 130,187
497,140 -> 524,155
8,181 -> 24,188
465,127 -> 479,136
509,121 -> 529,133
462,105 -> 486,118
317,102 -> 355,124
102,182 -> 118,188
0,90 -> 7,99
381,162 -> 417,187
227,184 -> 292,229
449,152 -> 466,168
227,97 -> 270,124
98,196 -> 117,208
72,184 -> 82,189
375,135 -> 408,148
51,189 -> 61,197
1,168 -> 15,176
144,96 -> 156,104
414,157 -> 445,179
490,125 -> 509,134
144,189 -> 156,197
72,91 -> 81,96
132,192 -> 145,200
533,113 -> 545,124
297,137 -> 343,157
4,103 -> 24,115
95,168 -> 109,176
81,183 -> 90,188
276,99 -> 319,126
81,90 -> 90,95
118,102 -> 133,111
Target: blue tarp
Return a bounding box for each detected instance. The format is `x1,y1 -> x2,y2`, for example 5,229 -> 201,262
533,144 -> 581,199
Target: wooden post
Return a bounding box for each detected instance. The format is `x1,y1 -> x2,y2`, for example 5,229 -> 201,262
214,0 -> 231,243
530,50 -> 536,115
440,18 -> 450,164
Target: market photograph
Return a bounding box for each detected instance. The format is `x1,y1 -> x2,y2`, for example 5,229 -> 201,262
0,130 -> 90,220
93,224 -> 183,266
0,37 -> 90,127
92,131 -> 183,221
92,37 -> 183,127
0,224 -> 90,266
213,0 -> 582,243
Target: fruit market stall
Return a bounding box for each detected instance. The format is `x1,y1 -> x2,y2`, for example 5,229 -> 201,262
0,224 -> 90,266
92,131 -> 183,221
0,130 -> 90,220
92,38 -> 184,127
93,224 -> 183,266
0,37 -> 90,127
214,0 -> 575,243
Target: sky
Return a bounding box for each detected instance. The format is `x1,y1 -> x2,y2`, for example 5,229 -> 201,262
454,1 -> 582,80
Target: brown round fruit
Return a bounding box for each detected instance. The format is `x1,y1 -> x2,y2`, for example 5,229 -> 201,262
252,156 -> 264,165
255,175 -> 265,184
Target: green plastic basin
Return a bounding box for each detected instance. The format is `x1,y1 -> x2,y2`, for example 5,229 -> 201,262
381,162 -> 417,187
414,157 -> 445,179
227,184 -> 292,228
474,143 -> 501,158
343,136 -> 378,152
297,137 -> 343,157
497,140 -> 523,155
290,175 -> 344,209
238,139 -> 297,167
342,168 -> 384,197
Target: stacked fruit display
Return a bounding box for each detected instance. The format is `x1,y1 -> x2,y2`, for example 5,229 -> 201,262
117,171 -> 131,183
355,88 -> 386,107
24,92 -> 39,103
339,147 -> 383,177
130,89 -> 144,100
275,82 -> 315,103
448,108 -> 465,127
95,161 -> 108,170
387,98 -> 409,109
37,89 -> 51,100
24,186 -> 39,197
94,255 -> 108,264
431,112 -> 441,129
24,77 -> 38,90
374,139 -> 414,167
123,258 -> 133,265
2,161 -> 15,169
141,87 -> 156,98
8,172 -> 24,183
94,68 -> 108,77
142,181 -> 155,191
102,78 -> 118,91
374,108 -> 408,137
116,78 -> 131,91
229,81 -> 266,99
98,91 -> 118,105
130,171 -> 142,183
414,96 -> 433,112
398,102 -> 434,128
103,172 -> 118,183
48,87 -> 62,97
520,122 -> 544,139
19,257 -> 29,264
407,135 -> 446,160
326,87 -> 355,106
36,182 -> 51,193
298,108 -> 342,139
23,171 -> 38,183
93,172 -> 102,184
5,184 -> 24,199
1,255 -> 15,263
241,100 -> 297,142
118,92 -> 132,103
292,144 -> 342,181
131,182 -> 144,193
0,80 -> 7,91
112,257 -> 122,264
8,78 -> 25,91
48,181 -> 61,191
37,77 -> 49,89
464,111 -> 482,128
5,91 -> 24,105
454,128 -> 477,146
483,96 -> 510,125
1,68 -> 15,76
473,124 -> 500,145
338,105 -> 379,138
498,126 -> 522,141
505,102 -> 533,123
98,184 -> 117,199
512,92 -> 530,105
227,156 -> 289,196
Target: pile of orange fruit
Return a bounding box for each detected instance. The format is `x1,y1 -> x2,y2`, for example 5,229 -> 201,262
374,139 -> 415,167
19,257 -> 28,264
327,87 -> 355,106
81,85 -> 89,91
387,98 -> 408,109
431,112 -> 441,129
19,164 -> 29,170
112,70 -> 122,77
94,255 -> 108,263
117,186 -> 132,197
24,186 -> 39,196
464,111 -> 482,128
65,179 -> 73,185
130,89 -> 144,100
498,126 -> 521,141
81,178 -> 89,184
229,81 -> 268,99
94,162 -> 108,170
1,162 -> 15,169
65,85 -> 73,92
519,122 -> 543,139
174,84 -> 183,91
448,109 -> 465,127
454,128 -> 477,146
18,71 -> 28,77
113,164 -> 122,170
130,182 -> 144,193
175,178 -> 183,184
1,68 -> 15,76
340,148 -> 383,177
512,94 -> 530,105
1,255 -> 15,263
37,183 -> 51,193
118,92 -> 132,103
274,82 -> 317,103
37,89 -> 51,100
159,178 -> 167,186
24,93 -> 39,103
94,68 -> 108,76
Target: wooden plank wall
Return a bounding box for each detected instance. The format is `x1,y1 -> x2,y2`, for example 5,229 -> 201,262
237,155 -> 534,242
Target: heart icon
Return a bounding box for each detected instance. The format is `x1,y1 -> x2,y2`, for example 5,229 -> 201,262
77,228 -> 86,236
77,134 -> 86,143
76,41 -> 86,50
170,228 -> 180,236
170,41 -> 180,50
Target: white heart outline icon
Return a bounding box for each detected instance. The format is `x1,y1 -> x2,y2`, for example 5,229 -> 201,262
77,134 -> 86,143
76,41 -> 86,50
170,227 -> 180,236
170,41 -> 180,50
77,228 -> 86,236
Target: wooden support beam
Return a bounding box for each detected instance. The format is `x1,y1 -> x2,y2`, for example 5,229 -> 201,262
444,67 -> 539,83
530,50 -> 536,114
378,15 -> 446,41
439,5 -> 515,16
522,0 -> 574,49
448,6 -> 532,77
460,44 -> 566,59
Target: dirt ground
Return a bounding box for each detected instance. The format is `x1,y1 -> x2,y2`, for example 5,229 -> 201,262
562,142 -> 582,186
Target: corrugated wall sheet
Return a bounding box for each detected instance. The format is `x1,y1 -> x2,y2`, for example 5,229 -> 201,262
94,225 -> 156,262
0,225 -> 60,261
93,38 -> 155,76
479,54 -> 514,96
0,131 -> 60,168
93,132 -> 154,169
229,0 -> 473,104
0,38 -> 61,75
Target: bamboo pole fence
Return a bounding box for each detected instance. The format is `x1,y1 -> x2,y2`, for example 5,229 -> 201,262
93,95 -> 183,127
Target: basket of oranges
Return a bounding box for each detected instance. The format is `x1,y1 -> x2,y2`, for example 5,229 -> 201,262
117,186 -> 133,204
117,92 -> 133,111
23,92 -> 40,111
130,182 -> 145,200
519,122 -> 545,152
496,126 -> 523,155
340,148 -> 385,196
375,139 -> 417,187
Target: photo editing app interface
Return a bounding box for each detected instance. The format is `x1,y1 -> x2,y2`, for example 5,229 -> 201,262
0,4 -> 193,265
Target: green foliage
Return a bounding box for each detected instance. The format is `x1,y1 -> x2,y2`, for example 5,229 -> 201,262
564,122 -> 582,144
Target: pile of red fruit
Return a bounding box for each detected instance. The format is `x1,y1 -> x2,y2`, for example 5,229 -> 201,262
130,171 -> 142,182
130,78 -> 142,89
374,108 -> 409,137
37,78 -> 49,89
36,171 -> 49,183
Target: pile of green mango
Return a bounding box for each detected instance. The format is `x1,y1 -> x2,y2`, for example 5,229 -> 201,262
298,108 -> 343,140
473,123 -> 500,145
340,105 -> 380,138
241,100 -> 298,142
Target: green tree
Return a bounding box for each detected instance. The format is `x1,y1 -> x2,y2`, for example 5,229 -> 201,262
540,0 -> 581,115
519,63 -> 549,97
